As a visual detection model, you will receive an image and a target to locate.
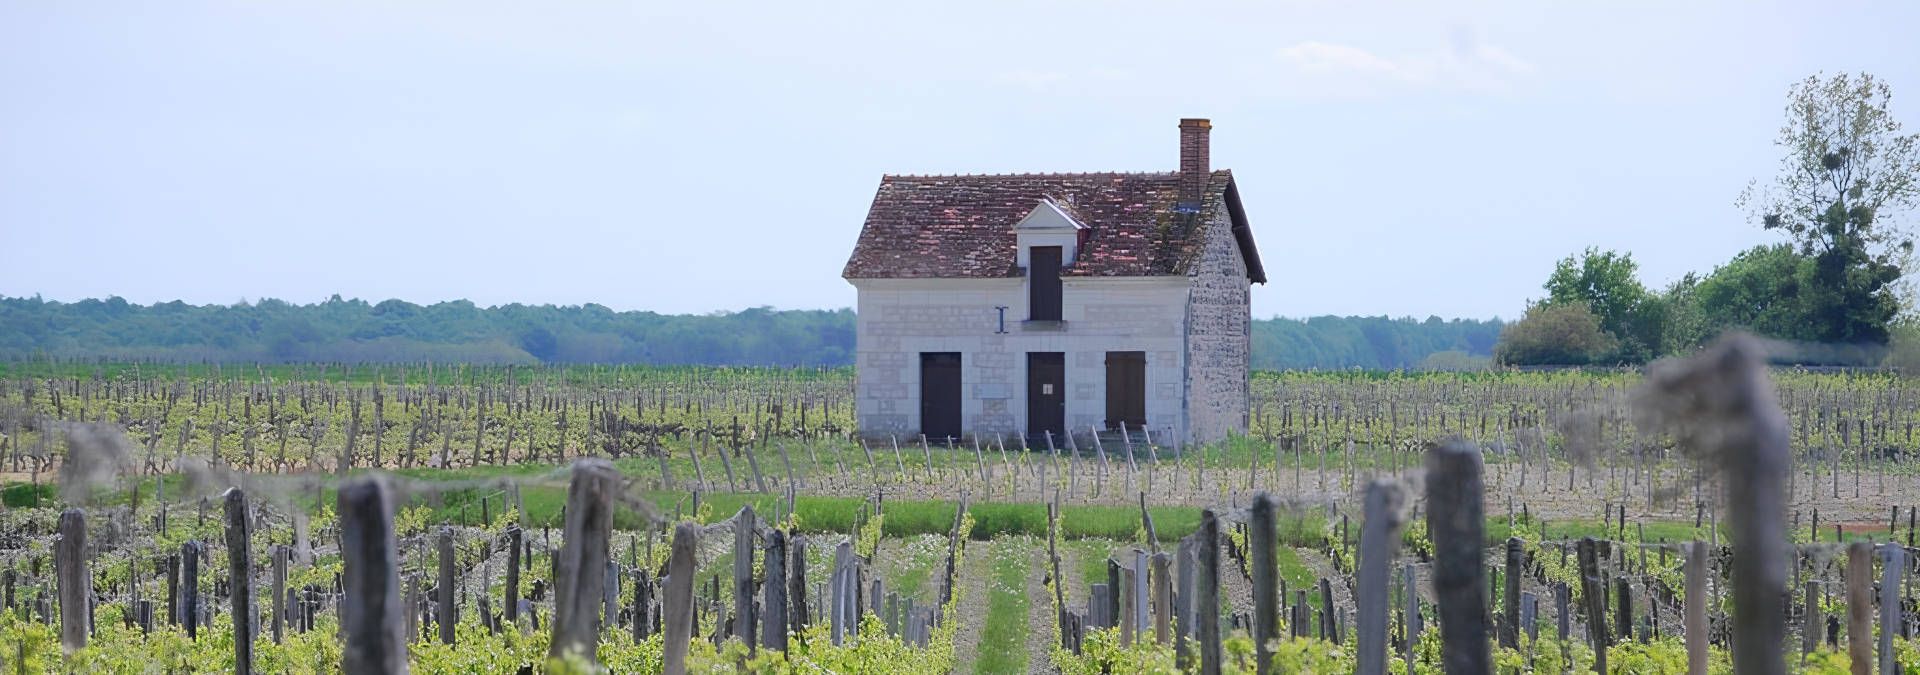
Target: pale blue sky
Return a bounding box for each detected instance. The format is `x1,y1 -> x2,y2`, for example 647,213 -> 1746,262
3,1 -> 1917,320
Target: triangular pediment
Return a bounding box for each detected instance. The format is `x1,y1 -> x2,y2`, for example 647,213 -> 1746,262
1012,198 -> 1087,231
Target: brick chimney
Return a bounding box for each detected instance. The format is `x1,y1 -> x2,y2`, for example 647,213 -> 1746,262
1178,118 -> 1211,209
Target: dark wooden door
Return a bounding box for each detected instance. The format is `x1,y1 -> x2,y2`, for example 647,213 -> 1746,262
1105,351 -> 1146,430
1027,352 -> 1065,439
920,352 -> 962,440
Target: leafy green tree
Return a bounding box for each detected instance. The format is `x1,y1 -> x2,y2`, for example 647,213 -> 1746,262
1542,248 -> 1663,362
1666,243 -> 1812,349
1739,72 -> 1920,344
1494,303 -> 1616,366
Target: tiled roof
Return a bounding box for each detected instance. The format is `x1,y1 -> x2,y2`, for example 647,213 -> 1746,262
842,170 -> 1264,282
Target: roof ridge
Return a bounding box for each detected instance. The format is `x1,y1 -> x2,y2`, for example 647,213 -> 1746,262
881,170 -> 1178,180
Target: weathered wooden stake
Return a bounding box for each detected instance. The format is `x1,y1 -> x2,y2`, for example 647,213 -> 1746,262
1357,480 -> 1406,675
182,540 -> 202,639
1847,542 -> 1871,675
225,488 -> 255,674
762,530 -> 788,652
830,541 -> 853,645
788,533 -> 808,639
1175,537 -> 1194,669
1249,493 -> 1278,674
663,522 -> 697,675
436,528 -> 456,645
1425,440 -> 1490,674
1577,538 -> 1609,673
338,475 -> 407,675
271,545 -> 287,644
1881,544 -> 1904,675
549,458 -> 618,664
1151,552 -> 1171,645
1645,334 -> 1789,675
505,526 -> 522,626
1501,537 -> 1521,649
1405,564 -> 1422,675
1196,509 -> 1222,675
733,505 -> 758,648
55,509 -> 88,652
1686,541 -> 1708,675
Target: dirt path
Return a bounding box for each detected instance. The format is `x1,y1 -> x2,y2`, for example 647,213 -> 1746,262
950,540 -> 991,673
1022,546 -> 1057,674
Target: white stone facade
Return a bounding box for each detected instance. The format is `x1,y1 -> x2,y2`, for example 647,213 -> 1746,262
852,276 -> 1191,444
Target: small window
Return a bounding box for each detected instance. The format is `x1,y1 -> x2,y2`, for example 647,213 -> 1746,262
1029,246 -> 1062,321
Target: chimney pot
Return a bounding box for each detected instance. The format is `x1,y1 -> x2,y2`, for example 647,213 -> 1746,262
1179,118 -> 1211,209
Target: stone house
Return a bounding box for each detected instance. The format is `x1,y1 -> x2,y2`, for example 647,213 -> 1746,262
841,119 -> 1265,447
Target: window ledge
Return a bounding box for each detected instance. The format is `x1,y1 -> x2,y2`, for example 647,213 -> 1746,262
1021,320 -> 1068,332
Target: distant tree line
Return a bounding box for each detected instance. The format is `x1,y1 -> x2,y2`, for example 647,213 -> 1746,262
0,294 -> 1502,371
0,296 -> 855,366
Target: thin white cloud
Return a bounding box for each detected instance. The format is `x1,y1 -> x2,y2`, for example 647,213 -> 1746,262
1273,32 -> 1537,99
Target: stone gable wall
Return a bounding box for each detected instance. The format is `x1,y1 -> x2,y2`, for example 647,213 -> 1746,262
1182,198 -> 1253,444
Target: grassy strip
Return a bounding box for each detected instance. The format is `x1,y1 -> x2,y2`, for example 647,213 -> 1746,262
973,537 -> 1033,675
39,464 -> 1768,547
1276,545 -> 1319,607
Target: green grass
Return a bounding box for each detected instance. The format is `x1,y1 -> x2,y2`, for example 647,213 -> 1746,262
974,537 -> 1033,675
886,534 -> 947,601
1275,546 -> 1319,607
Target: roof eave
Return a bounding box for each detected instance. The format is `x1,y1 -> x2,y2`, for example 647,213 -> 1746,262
1224,178 -> 1267,284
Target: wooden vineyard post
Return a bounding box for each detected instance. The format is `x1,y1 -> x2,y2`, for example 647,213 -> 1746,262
942,497 -> 967,608
1196,510 -> 1223,675
831,541 -> 853,646
762,530 -> 788,653
1151,552 -> 1171,645
1555,581 -> 1570,643
1577,538 -> 1608,672
55,509 -> 88,652
663,522 -> 697,675
1613,577 -> 1633,644
1357,480 -> 1406,675
1320,577 -> 1338,644
1848,542 -> 1871,675
178,540 -> 205,639
1686,542 -> 1708,675
602,560 -> 621,639
1404,564 -> 1422,675
338,475 -> 407,675
733,505 -> 759,648
1425,440 -> 1489,674
550,458 -> 618,665
1175,536 -> 1190,667
436,528 -> 456,645
789,533 -> 808,641
505,526 -> 522,626
1881,544 -> 1904,675
1049,501 -> 1068,649
271,545 -> 287,644
1644,334 -> 1790,675
1803,579 -> 1820,657
1501,537 -> 1521,649
1249,493 -> 1278,674
225,488 -> 255,675
1133,549 -> 1150,640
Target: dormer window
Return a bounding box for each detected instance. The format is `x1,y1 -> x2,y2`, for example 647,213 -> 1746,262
1029,245 -> 1062,321
1014,198 -> 1085,326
